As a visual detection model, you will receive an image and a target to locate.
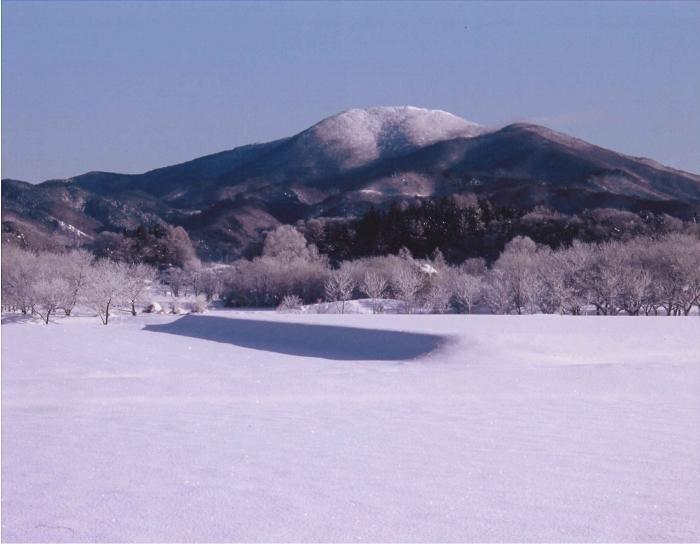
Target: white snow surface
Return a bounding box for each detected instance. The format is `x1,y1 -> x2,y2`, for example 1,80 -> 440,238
300,298 -> 404,314
2,311 -> 699,542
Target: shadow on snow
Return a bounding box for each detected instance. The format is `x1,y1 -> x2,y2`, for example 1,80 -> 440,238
143,315 -> 445,361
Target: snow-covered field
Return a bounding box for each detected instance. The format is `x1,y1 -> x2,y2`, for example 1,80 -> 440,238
2,311 -> 699,542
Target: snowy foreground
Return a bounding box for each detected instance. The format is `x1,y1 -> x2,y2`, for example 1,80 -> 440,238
2,311 -> 699,542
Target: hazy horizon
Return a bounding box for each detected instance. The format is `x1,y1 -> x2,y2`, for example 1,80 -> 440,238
2,1 -> 699,182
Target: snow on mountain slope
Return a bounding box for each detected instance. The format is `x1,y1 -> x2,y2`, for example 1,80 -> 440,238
2,311 -> 699,542
289,106 -> 485,170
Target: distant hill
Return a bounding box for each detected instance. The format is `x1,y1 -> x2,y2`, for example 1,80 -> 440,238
3,106 -> 700,258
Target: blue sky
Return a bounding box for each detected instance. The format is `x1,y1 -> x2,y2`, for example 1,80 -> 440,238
2,1 -> 699,182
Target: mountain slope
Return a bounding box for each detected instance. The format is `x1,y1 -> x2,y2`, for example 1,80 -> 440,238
345,123 -> 700,202
3,106 -> 700,257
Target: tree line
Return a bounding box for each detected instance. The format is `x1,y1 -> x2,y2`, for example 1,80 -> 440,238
219,226 -> 700,316
299,197 -> 700,264
1,246 -> 212,324
3,224 -> 700,321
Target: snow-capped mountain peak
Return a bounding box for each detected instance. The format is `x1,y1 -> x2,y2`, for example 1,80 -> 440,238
293,106 -> 485,169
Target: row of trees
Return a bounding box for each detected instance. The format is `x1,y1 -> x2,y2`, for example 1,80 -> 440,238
300,197 -> 700,263
4,225 -> 700,321
216,226 -> 700,316
161,266 -> 223,302
474,234 -> 700,316
2,246 -> 157,324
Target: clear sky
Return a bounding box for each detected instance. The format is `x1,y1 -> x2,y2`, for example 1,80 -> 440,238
2,0 -> 699,182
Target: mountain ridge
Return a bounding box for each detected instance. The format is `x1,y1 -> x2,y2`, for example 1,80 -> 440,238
3,106 -> 700,258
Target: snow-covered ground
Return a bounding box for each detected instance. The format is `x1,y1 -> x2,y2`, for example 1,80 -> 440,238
2,311 -> 699,542
299,298 -> 404,314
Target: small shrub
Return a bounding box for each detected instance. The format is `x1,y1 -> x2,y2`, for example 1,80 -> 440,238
191,295 -> 207,313
277,294 -> 303,313
170,300 -> 186,314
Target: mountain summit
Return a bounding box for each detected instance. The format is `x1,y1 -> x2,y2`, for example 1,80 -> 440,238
294,106 -> 485,169
3,106 -> 700,257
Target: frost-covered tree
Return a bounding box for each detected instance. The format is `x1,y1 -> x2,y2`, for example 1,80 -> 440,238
392,263 -> 423,314
659,234 -> 700,316
607,240 -> 652,316
360,271 -> 388,314
221,253 -> 329,308
198,269 -> 222,302
1,246 -> 39,314
430,248 -> 448,272
461,257 -> 487,277
677,249 -> 700,316
587,242 -> 625,315
531,248 -> 569,314
425,268 -> 452,314
491,236 -> 538,314
559,241 -> 595,315
123,263 -> 157,316
60,250 -> 94,316
162,267 -> 187,297
31,277 -> 70,324
325,268 -> 355,313
165,226 -> 200,269
84,260 -> 130,325
182,260 -> 203,297
483,268 -> 511,314
219,224 -> 329,308
263,225 -> 316,264
619,266 -> 652,316
3,249 -> 91,322
451,270 -> 484,314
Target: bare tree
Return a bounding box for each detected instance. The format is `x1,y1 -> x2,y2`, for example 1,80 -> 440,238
360,271 -> 388,313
